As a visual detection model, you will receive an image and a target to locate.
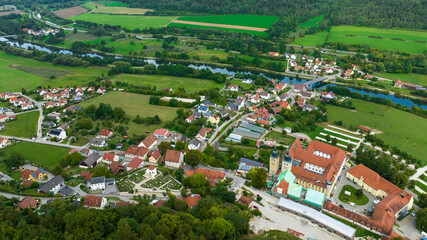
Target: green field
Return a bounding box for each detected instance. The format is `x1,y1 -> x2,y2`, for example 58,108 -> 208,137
78,91 -> 181,134
329,26 -> 427,54
0,111 -> 39,138
326,99 -> 427,162
298,15 -> 325,28
176,15 -> 279,28
82,1 -> 150,15
292,30 -> 328,47
292,26 -> 427,53
338,185 -> 369,205
83,1 -> 129,9
111,74 -> 223,92
373,73 -> 427,86
0,51 -> 108,92
2,142 -> 70,169
71,14 -> 175,29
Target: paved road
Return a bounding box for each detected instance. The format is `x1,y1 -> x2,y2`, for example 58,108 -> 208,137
208,112 -> 245,145
286,44 -> 368,57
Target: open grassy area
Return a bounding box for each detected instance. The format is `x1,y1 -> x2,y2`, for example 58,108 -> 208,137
0,51 -> 108,91
71,14 -> 176,29
329,26 -> 427,54
338,185 -> 369,205
169,23 -> 268,36
298,15 -> 325,28
82,1 -> 151,14
1,111 -> 39,138
2,142 -> 70,169
265,131 -> 295,145
78,91 -> 181,134
373,73 -> 427,86
176,15 -> 279,29
111,74 -> 223,92
292,30 -> 328,47
416,181 -> 427,192
326,99 -> 427,162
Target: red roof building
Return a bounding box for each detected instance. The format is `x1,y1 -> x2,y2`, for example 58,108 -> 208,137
185,194 -> 202,208
237,195 -> 253,206
127,157 -> 144,171
80,171 -> 93,180
16,196 -> 38,210
109,161 -> 124,175
153,128 -> 170,138
125,145 -> 148,159
98,128 -> 113,138
193,168 -> 226,186
138,134 -> 157,149
84,195 -> 106,209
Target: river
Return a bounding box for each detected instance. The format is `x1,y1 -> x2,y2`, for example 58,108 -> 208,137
2,38 -> 426,109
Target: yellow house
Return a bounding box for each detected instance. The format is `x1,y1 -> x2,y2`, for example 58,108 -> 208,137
208,114 -> 220,125
21,168 -> 47,181
148,150 -> 161,163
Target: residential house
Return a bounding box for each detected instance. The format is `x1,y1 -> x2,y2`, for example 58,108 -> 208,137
238,195 -> 253,206
22,168 -> 47,181
186,115 -> 195,123
0,114 -> 9,123
268,52 -> 280,57
227,85 -> 239,92
147,165 -> 157,178
321,91 -> 336,100
0,137 -> 11,148
80,148 -> 93,157
344,69 -> 354,78
109,161 -> 124,175
125,145 -> 149,159
298,90 -> 315,99
188,138 -> 201,150
250,93 -> 260,104
96,86 -> 106,94
84,195 -> 107,209
16,196 -> 38,210
394,80 -> 403,88
185,194 -> 201,208
260,91 -> 271,100
163,149 -> 184,169
293,84 -> 306,92
21,102 -> 34,110
47,128 -> 67,140
148,150 -> 161,163
87,86 -> 95,92
45,101 -> 55,109
196,128 -> 208,141
98,129 -> 113,138
127,157 -> 144,171
90,138 -> 107,148
80,171 -> 93,180
99,152 -> 119,164
58,98 -> 68,106
189,168 -> 225,186
39,175 -> 64,194
208,113 -> 220,125
79,153 -> 100,168
138,134 -> 157,150
253,106 -> 273,124
87,176 -> 115,191
153,128 -> 170,139
296,97 -> 306,108
303,104 -> 318,112
242,79 -> 253,84
0,92 -> 14,100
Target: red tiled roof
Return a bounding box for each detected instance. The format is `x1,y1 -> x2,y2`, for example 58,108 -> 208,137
80,171 -> 93,180
163,149 -> 182,163
150,150 -> 161,160
274,179 -> 289,195
21,169 -> 33,180
147,165 -> 156,170
153,128 -> 169,137
197,128 -> 207,138
127,157 -> 143,170
126,145 -> 148,158
140,134 -> 156,148
103,152 -> 116,162
98,128 -> 111,137
237,195 -> 253,206
84,195 -> 104,208
185,194 -> 201,208
17,196 -> 38,209
347,164 -> 401,194
194,168 -> 225,186
257,119 -> 269,125
153,200 -> 165,208
22,180 -> 33,187
358,125 -> 371,132
109,161 -> 124,175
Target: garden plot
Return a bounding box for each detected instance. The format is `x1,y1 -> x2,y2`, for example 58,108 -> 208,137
315,126 -> 362,149
117,179 -> 134,192
140,172 -> 182,190
128,170 -> 146,184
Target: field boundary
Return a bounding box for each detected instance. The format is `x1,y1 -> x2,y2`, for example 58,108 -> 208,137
171,20 -> 268,32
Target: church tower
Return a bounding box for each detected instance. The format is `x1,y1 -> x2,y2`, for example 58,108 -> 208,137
281,150 -> 293,172
269,146 -> 280,177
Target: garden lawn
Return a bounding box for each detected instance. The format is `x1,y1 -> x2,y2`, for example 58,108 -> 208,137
265,131 -> 295,145
0,51 -> 108,92
71,14 -> 175,29
1,111 -> 39,138
298,15 -> 325,28
292,30 -> 328,47
111,74 -> 223,92
338,185 -> 369,205
169,23 -> 268,37
326,99 -> 427,163
329,26 -> 427,54
176,15 -> 279,29
416,181 -> 427,192
373,73 -> 427,86
78,91 -> 181,134
2,142 -> 70,169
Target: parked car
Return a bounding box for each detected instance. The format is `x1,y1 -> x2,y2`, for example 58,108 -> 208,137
253,205 -> 259,209
339,204 -> 344,208
373,199 -> 380,205
349,202 -> 355,207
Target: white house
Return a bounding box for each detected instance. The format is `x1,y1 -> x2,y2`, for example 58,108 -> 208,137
0,137 -> 11,148
47,128 -> 67,140
98,152 -> 119,164
147,165 -> 157,178
227,85 -> 239,92
163,150 -> 184,169
242,79 -> 253,84
260,91 -> 271,99
188,138 -> 201,150
138,134 -> 157,150
39,175 -> 64,194
153,128 -> 170,139
87,176 -> 115,191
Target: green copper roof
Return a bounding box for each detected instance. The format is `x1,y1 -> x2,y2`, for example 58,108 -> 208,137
286,182 -> 303,200
303,188 -> 326,208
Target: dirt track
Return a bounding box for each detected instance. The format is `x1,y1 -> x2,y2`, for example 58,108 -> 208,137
172,20 -> 268,32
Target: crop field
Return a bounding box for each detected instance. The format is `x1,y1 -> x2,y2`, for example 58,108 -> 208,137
170,15 -> 278,36
0,111 -> 39,138
71,14 -> 176,29
82,1 -> 152,15
79,91 -> 181,134
0,51 -> 108,91
111,74 -> 223,92
292,30 -> 328,47
293,26 -> 427,53
2,142 -> 70,169
373,73 -> 427,86
298,15 -> 325,28
329,26 -> 427,54
326,99 -> 427,162
52,6 -> 88,18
